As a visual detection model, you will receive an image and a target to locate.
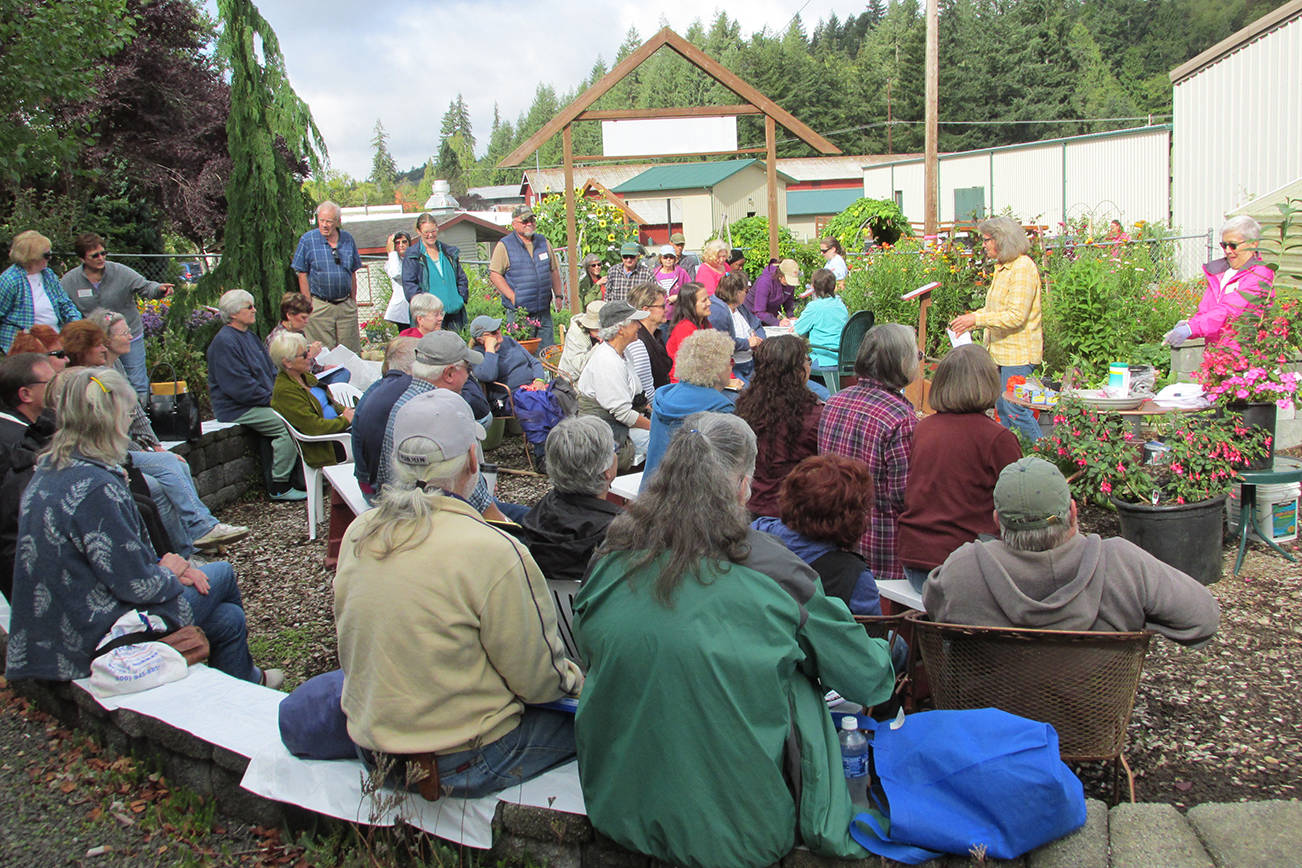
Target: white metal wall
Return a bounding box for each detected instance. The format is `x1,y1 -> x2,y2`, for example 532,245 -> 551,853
1172,12 -> 1302,242
862,127 -> 1170,228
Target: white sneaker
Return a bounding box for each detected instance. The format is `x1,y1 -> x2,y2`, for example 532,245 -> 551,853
194,522 -> 250,549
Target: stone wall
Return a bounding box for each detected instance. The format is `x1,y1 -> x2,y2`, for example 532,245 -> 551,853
167,424 -> 263,510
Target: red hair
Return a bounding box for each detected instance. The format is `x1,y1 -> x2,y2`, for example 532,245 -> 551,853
778,454 -> 875,548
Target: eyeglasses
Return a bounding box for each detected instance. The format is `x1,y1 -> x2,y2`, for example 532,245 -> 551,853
47,350 -> 67,359
87,251 -> 107,259
296,350 -> 311,360
332,247 -> 341,265
622,254 -> 638,260
517,217 -> 536,226
1220,241 -> 1240,251
647,304 -> 666,310
917,350 -> 925,361
25,378 -> 52,388
819,247 -> 831,253
242,303 -> 255,311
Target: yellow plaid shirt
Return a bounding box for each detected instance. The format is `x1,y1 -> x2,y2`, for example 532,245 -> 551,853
974,254 -> 1042,366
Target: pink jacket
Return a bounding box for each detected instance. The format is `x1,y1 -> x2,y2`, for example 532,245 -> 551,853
1188,256 -> 1274,349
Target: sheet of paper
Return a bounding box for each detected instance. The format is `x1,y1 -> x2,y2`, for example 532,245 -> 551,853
947,328 -> 972,347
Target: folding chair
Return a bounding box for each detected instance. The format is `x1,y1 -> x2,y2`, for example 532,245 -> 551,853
810,309 -> 875,393
269,409 -> 353,540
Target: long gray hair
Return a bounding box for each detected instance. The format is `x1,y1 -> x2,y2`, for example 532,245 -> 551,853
350,439 -> 472,561
596,412 -> 756,605
44,367 -> 135,469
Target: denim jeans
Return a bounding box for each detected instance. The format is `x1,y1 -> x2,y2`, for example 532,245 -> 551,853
996,364 -> 1044,442
121,333 -> 149,400
179,561 -> 259,682
362,707 -> 576,799
132,450 -> 217,555
903,565 -> 931,594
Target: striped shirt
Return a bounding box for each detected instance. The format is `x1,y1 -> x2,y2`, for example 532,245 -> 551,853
973,254 -> 1042,366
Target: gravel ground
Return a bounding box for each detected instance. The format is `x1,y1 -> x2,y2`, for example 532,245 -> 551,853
1,434 -> 1299,862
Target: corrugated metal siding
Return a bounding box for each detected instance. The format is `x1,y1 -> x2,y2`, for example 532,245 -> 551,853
1064,132 -> 1169,224
1172,12 -> 1302,272
989,144 -> 1062,223
1231,177 -> 1302,293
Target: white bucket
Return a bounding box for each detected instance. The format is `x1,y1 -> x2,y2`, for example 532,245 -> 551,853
1226,482 -> 1300,543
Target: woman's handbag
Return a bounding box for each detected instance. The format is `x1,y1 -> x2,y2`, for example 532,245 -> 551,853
848,709 -> 1086,864
147,363 -> 201,441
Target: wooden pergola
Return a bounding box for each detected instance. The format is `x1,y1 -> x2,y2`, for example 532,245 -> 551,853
497,27 -> 841,315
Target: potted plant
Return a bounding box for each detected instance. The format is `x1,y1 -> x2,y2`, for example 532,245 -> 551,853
503,315 -> 544,354
1033,397 -> 1270,584
1195,298 -> 1302,470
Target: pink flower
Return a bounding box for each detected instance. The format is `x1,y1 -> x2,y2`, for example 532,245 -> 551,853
1100,481 -> 1112,495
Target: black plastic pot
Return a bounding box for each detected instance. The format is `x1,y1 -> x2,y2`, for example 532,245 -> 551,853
1112,494 -> 1227,585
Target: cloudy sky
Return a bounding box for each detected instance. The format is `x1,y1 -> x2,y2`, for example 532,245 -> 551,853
209,1 -> 876,178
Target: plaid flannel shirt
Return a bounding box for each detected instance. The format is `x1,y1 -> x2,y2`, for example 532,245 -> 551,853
973,254 -> 1042,366
604,263 -> 652,303
0,265 -> 83,352
817,379 -> 917,581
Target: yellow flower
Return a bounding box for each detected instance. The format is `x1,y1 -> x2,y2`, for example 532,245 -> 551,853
607,233 -> 616,242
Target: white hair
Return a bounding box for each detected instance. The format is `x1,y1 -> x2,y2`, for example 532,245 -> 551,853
316,200 -> 341,220
268,330 -> 307,369
217,289 -> 254,323
1220,215 -> 1261,242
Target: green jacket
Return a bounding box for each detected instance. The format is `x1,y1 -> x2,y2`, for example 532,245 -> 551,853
270,371 -> 348,467
573,529 -> 896,868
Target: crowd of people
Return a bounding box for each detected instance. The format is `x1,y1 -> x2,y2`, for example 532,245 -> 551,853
0,208 -> 1267,868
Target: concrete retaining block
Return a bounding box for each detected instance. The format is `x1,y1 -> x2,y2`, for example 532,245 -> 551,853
1028,798 -> 1108,868
1186,799 -> 1302,866
1110,802 -> 1212,868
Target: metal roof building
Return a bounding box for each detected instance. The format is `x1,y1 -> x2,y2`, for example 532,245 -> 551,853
786,188 -> 864,241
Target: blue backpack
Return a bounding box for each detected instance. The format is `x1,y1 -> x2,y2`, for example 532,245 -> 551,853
512,384 -> 568,445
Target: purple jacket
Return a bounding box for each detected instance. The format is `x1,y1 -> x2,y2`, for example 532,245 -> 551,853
747,263 -> 796,325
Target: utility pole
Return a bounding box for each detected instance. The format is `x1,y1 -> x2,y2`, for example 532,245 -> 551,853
924,0 -> 939,240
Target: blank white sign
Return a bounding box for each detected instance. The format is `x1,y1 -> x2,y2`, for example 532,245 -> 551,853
601,116 -> 738,158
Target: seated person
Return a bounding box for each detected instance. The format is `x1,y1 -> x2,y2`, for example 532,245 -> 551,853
752,454 -> 883,616
748,258 -> 799,326
790,268 -> 848,372
664,282 -> 712,382
641,329 -> 735,486
4,367 -> 280,687
397,292 -> 445,338
925,457 -> 1220,644
335,389 -> 582,798
518,416 -> 621,582
708,271 -> 764,379
574,413 -> 895,867
626,282 -> 672,396
207,289 -> 305,501
0,352 -> 53,448
575,301 -> 652,469
266,291 -> 350,385
352,336 -> 417,495
469,314 -> 546,394
558,300 -> 604,381
269,330 -> 354,467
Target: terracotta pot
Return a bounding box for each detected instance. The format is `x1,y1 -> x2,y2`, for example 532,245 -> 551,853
519,338 -> 541,355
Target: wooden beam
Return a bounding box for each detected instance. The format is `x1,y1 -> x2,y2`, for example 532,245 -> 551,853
572,147 -> 766,162
563,126 -> 580,318
498,27 -> 841,168
577,105 -> 762,121
576,179 -> 649,225
765,116 -> 779,260
923,0 -> 939,238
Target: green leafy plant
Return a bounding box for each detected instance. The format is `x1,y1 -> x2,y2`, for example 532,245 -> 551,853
532,191 -> 641,268
1032,397 -> 1269,507
822,197 -> 913,251
709,216 -> 804,281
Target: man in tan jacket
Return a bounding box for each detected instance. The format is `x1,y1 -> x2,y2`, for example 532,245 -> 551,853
335,388 -> 582,798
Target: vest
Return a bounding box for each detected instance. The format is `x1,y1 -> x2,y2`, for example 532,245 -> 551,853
501,232 -> 552,314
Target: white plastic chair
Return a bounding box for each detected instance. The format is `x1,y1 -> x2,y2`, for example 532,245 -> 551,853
546,579 -> 583,664
327,381 -> 365,408
269,410 -> 353,540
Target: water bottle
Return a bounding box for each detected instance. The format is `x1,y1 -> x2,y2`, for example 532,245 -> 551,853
839,717 -> 871,811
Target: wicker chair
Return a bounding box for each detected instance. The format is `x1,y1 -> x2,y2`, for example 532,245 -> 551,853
853,614 -> 917,714
904,610 -> 1153,803
539,343 -> 564,380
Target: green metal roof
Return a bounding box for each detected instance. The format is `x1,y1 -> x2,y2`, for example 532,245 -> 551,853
786,187 -> 863,217
612,159 -> 795,194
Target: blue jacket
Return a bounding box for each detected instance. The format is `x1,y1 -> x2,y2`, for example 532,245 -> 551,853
207,325 -> 277,422
0,265 -> 83,352
752,516 -> 882,615
473,336 -> 545,390
708,295 -> 766,354
498,232 -> 554,314
641,382 -> 736,488
351,370 -> 412,489
400,239 -> 469,309
5,455 -> 192,682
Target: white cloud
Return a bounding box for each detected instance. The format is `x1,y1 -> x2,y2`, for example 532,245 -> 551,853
208,0 -> 873,178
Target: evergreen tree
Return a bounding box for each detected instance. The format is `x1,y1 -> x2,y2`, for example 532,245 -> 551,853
210,0 -> 324,334
368,118 -> 398,197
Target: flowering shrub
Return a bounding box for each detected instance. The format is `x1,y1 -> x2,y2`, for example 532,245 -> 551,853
533,191 -> 641,268
502,316 -> 542,342
1032,397 -> 1270,507
1197,299 -> 1302,409
139,298 -> 170,338
360,319 -> 395,346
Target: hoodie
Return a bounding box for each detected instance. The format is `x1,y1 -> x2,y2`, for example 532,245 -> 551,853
924,532 -> 1219,645
640,382 -> 735,488
752,517 -> 882,616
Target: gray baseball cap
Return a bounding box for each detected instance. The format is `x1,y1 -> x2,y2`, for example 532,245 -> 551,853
393,389 -> 485,466
469,315 -> 503,339
597,300 -> 649,329
993,457 -> 1072,530
414,331 -> 482,366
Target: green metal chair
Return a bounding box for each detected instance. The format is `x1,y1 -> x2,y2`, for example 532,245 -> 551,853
810,309 -> 875,393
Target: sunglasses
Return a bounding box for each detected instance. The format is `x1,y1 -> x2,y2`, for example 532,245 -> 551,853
47,349 -> 67,359
1219,241 -> 1241,251
820,247 -> 831,253
517,217 -> 536,225
87,250 -> 107,259
332,247 -> 342,265
39,251 -> 51,260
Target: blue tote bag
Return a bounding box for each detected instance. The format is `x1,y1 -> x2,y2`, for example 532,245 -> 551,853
848,708 -> 1086,864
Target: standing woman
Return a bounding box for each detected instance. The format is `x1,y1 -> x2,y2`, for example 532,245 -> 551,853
382,232 -> 412,328
1164,215 -> 1275,351
650,245 -> 690,302
897,344 -> 1022,591
818,323 -> 921,583
664,283 -> 713,382
402,214 -> 469,333
819,237 -> 849,283
61,232 -> 173,399
948,216 -> 1044,442
693,239 -> 730,295
0,231 -> 83,353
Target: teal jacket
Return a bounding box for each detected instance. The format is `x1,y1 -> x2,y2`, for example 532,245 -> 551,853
574,529 -> 896,868
794,296 -> 850,367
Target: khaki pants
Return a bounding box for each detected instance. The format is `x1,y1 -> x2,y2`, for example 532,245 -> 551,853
305,296 -> 361,352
